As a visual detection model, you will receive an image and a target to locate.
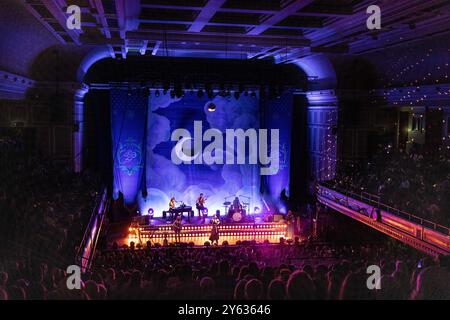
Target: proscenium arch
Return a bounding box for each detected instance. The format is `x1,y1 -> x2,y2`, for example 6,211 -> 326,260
275,53 -> 337,91
75,53 -> 335,175
76,46 -> 115,83
73,46 -> 114,172
287,53 -> 339,182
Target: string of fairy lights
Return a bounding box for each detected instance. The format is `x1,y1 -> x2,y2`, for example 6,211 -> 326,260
314,40 -> 450,181
376,42 -> 449,105
315,107 -> 338,181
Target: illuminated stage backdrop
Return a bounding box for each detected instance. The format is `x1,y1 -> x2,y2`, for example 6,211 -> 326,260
138,91 -> 264,217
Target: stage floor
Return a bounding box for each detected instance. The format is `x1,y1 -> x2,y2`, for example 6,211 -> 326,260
110,215 -> 289,247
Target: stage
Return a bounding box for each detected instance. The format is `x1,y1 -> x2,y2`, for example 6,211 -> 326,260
111,215 -> 289,247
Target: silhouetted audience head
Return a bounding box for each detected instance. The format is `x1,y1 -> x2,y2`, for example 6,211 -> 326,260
267,279 -> 286,300
339,271 -> 374,300
233,279 -> 247,300
0,287 -> 8,300
84,280 -> 100,300
7,285 -> 26,300
0,272 -> 8,287
245,279 -> 263,300
411,267 -> 450,299
286,270 -> 316,300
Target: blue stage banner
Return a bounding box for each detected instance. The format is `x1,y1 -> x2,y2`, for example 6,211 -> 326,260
110,89 -> 148,204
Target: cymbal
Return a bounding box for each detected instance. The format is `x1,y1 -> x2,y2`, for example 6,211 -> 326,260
223,201 -> 231,206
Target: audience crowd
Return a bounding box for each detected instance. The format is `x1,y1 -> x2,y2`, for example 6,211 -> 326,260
331,147 -> 450,226
1,240 -> 449,300
0,135 -> 100,274
1,136 -> 449,300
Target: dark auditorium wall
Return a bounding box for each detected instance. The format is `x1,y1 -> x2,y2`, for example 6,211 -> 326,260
0,92 -> 74,166
331,56 -> 381,163
83,90 -> 113,188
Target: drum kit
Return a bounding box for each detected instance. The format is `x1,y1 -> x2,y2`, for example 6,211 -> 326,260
223,195 -> 250,222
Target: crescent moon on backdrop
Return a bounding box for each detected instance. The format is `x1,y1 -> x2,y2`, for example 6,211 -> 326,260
174,137 -> 200,162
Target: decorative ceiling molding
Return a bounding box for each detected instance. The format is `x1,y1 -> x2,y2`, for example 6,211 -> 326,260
16,0 -> 450,63
0,70 -> 35,100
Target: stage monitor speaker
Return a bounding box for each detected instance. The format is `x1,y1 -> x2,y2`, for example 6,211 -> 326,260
273,214 -> 284,222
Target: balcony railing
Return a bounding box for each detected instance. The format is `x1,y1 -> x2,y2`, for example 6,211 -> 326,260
75,187 -> 109,272
319,181 -> 450,236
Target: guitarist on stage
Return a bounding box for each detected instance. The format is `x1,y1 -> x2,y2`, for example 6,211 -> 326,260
196,193 -> 207,221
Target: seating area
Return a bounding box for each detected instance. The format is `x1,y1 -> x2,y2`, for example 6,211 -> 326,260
331,148 -> 450,226
0,135 -> 100,268
0,0 -> 449,305
1,138 -> 449,300
1,241 -> 449,300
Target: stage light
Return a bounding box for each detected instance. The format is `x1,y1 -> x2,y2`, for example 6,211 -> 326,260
197,89 -> 204,98
234,91 -> 240,100
207,103 -> 216,112
155,90 -> 160,97
147,208 -> 154,218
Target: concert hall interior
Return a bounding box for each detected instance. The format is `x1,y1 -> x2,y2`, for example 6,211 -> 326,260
0,0 -> 449,301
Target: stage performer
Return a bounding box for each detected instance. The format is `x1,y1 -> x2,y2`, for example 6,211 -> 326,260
169,196 -> 177,221
169,196 -> 176,210
286,210 -> 295,239
172,216 -> 182,243
196,193 -> 207,218
232,197 -> 243,212
228,196 -> 245,222
209,213 -> 220,246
